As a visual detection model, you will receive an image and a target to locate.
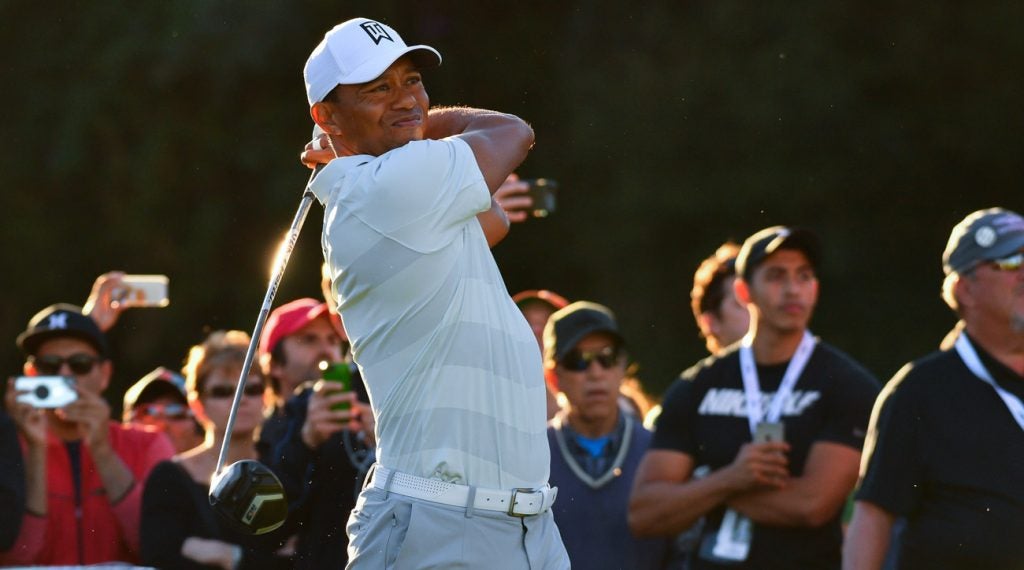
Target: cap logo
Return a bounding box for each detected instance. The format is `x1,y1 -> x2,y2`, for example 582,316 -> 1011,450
47,313 -> 69,330
975,226 -> 997,248
360,21 -> 393,45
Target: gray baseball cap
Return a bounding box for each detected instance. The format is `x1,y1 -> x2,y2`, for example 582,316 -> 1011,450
943,208 -> 1024,276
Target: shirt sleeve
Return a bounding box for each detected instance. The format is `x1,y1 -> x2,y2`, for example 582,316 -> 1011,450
855,364 -> 923,515
650,373 -> 701,455
348,138 -> 490,253
0,512 -> 45,564
141,460 -> 208,569
112,428 -> 176,556
817,361 -> 880,450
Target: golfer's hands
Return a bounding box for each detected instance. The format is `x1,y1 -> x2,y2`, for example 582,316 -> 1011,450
300,132 -> 337,169
181,537 -> 240,570
6,378 -> 48,447
493,174 -> 532,223
301,380 -> 363,449
83,271 -> 128,332
722,441 -> 791,491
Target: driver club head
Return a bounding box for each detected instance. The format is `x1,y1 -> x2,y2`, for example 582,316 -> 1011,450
208,459 -> 288,535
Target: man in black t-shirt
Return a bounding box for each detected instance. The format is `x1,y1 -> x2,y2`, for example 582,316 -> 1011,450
629,226 -> 879,570
845,208 -> 1024,570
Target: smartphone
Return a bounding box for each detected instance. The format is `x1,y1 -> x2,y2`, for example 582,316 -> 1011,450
522,178 -> 558,218
754,421 -> 785,443
318,361 -> 351,411
115,275 -> 170,308
14,376 -> 78,408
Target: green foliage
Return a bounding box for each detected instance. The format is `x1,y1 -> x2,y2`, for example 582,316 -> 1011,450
1,0 -> 1020,411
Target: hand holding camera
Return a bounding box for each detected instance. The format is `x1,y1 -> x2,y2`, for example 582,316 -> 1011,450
493,174 -> 558,223
5,377 -> 49,446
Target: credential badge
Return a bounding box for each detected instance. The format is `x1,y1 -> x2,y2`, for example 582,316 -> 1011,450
360,21 -> 394,45
975,226 -> 997,248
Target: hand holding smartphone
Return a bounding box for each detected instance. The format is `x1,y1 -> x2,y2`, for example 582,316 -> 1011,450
318,361 -> 351,412
113,275 -> 170,308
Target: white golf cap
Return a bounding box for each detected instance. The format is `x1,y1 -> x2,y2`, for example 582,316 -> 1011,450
304,18 -> 442,106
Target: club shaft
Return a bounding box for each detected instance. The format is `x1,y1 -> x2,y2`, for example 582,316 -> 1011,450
214,167 -> 322,476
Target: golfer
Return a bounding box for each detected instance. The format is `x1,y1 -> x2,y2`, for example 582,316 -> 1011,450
300,18 -> 568,569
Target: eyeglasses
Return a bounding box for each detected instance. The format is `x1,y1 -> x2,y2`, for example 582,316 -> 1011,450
30,353 -> 101,375
559,346 -> 624,372
988,251 -> 1024,272
131,403 -> 192,422
204,384 -> 266,399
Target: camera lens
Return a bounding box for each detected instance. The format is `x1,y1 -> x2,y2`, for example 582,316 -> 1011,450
34,385 -> 50,399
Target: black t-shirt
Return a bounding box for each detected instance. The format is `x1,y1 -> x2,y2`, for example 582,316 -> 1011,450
654,341 -> 880,570
141,461 -> 292,569
0,409 -> 25,550
856,336 -> 1024,570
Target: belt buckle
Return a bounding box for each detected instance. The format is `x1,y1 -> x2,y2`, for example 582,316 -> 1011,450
508,487 -> 541,517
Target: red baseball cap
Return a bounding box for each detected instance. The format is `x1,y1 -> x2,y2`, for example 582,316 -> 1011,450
258,298 -> 345,356
512,289 -> 570,312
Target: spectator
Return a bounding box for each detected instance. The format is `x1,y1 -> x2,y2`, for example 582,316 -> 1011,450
0,406 -> 25,551
300,17 -> 567,567
645,241 -> 748,430
691,241 -> 750,355
543,301 -> 669,569
259,298 -> 373,569
651,240 -> 751,569
630,226 -> 880,569
514,288 -> 571,419
141,330 -> 291,569
2,304 -> 174,565
514,289 -> 571,347
844,207 -> 1024,570
123,366 -> 205,454
256,297 -> 345,452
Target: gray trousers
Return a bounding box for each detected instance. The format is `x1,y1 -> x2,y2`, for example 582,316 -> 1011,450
345,485 -> 570,569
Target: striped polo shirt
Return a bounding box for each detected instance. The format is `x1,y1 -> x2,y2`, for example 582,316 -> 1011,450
309,137 -> 549,490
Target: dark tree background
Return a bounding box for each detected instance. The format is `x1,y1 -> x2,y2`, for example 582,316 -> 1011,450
1,1 -> 1020,414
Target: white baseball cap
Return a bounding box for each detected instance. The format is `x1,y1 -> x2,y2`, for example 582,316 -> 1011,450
304,18 -> 442,106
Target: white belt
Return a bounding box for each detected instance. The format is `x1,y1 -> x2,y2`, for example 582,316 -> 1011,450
369,466 -> 557,517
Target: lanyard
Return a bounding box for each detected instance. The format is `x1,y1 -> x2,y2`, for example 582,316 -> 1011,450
954,333 -> 1024,432
738,330 -> 817,437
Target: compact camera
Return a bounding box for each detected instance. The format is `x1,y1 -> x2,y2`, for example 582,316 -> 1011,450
14,376 -> 78,408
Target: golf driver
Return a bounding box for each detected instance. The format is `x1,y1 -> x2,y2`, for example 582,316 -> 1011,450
208,162 -> 324,535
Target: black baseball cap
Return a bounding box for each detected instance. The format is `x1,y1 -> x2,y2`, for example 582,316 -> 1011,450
17,303 -> 109,357
735,226 -> 821,281
543,301 -> 625,364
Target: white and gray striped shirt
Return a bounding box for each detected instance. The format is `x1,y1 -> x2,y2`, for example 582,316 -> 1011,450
310,137 -> 549,490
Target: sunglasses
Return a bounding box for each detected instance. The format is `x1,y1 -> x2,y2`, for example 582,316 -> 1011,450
30,353 -> 101,375
988,251 -> 1024,272
559,346 -> 624,372
204,383 -> 266,399
132,403 -> 192,422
